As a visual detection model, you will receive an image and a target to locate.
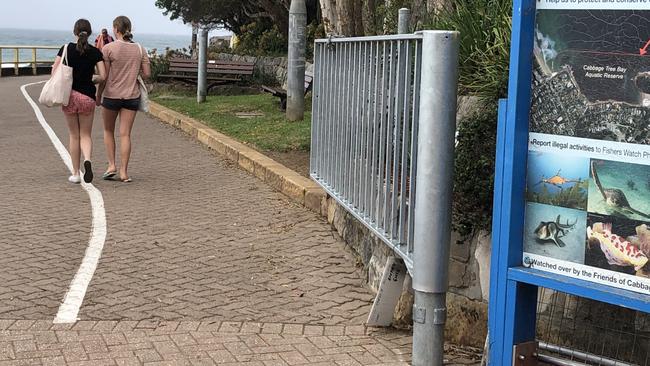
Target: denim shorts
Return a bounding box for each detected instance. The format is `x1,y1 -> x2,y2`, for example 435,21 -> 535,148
102,97 -> 140,111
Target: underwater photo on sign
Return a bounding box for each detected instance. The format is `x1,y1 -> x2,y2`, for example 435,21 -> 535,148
524,202 -> 587,264
588,159 -> 650,221
586,213 -> 650,279
526,151 -> 589,210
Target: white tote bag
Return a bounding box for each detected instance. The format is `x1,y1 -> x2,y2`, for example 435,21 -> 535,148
39,44 -> 73,107
137,76 -> 149,113
136,44 -> 149,113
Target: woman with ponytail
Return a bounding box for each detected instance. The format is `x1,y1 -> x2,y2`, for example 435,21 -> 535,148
53,19 -> 106,184
97,15 -> 151,183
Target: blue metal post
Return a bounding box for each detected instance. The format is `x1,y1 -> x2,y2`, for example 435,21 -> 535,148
487,0 -> 537,363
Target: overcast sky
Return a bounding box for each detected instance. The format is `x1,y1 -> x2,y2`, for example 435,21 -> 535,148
0,0 -> 196,35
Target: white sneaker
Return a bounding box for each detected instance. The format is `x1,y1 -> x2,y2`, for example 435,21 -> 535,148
68,175 -> 81,184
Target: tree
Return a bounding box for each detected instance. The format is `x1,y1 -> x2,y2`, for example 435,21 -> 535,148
318,0 -> 446,37
156,0 -> 321,40
319,0 -> 364,36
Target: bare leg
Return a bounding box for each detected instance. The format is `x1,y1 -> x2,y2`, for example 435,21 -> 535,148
102,108 -> 119,173
118,109 -> 137,181
78,112 -> 94,161
65,113 -> 81,176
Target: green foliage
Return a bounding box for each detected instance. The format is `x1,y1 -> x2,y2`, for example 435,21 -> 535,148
148,48 -> 190,82
148,50 -> 170,83
234,22 -> 287,57
426,0 -> 512,236
377,0 -> 414,35
452,107 -> 498,236
430,0 -> 512,100
151,91 -> 312,152
306,22 -> 326,61
246,69 -> 281,88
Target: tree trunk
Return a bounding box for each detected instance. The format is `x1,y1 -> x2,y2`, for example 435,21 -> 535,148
362,0 -> 378,35
427,0 -> 452,13
335,0 -> 355,35
410,0 -> 429,30
191,23 -> 199,60
352,0 -> 364,35
320,0 -> 338,35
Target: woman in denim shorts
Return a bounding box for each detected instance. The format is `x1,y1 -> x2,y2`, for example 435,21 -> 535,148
96,15 -> 151,183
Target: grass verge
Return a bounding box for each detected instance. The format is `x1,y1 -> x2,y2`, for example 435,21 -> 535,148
151,88 -> 312,152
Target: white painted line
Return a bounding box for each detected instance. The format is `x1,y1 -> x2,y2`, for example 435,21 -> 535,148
20,81 -> 107,324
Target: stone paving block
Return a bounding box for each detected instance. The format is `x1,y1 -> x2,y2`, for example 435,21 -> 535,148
135,348 -> 164,363
176,323 -> 200,333
281,324 -> 303,336
207,349 -> 236,363
0,82 -> 485,366
8,321 -> 35,331
303,325 -> 324,336
42,355 -> 66,366
261,324 -> 283,335
279,350 -> 309,365
240,323 -> 263,334
218,322 -> 241,334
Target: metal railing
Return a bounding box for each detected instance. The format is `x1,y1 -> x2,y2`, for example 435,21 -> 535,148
536,288 -> 650,365
310,34 -> 423,272
0,45 -> 59,77
310,31 -> 459,365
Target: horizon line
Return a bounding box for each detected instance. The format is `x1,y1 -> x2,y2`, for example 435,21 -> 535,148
0,26 -> 230,37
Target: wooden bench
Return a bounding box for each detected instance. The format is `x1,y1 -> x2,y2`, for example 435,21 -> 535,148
159,58 -> 255,88
262,72 -> 314,111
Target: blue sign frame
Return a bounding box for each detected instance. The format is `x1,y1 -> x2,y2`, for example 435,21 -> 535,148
487,0 -> 650,363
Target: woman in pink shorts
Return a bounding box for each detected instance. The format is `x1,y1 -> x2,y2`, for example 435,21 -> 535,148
53,19 -> 106,184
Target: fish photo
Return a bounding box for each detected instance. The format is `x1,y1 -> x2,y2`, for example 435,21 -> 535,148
586,213 -> 650,278
588,159 -> 650,222
524,202 -> 587,264
526,152 -> 590,210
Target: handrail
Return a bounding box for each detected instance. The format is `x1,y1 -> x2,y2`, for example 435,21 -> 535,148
0,45 -> 61,49
0,45 -> 60,77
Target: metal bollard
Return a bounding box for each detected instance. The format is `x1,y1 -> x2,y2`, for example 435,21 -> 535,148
411,30 -> 459,366
287,0 -> 307,121
398,8 -> 411,34
197,28 -> 208,104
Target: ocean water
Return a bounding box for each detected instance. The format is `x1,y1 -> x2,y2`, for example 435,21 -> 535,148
524,202 -> 587,265
588,159 -> 650,223
527,151 -> 590,195
526,151 -> 590,211
0,28 -> 191,66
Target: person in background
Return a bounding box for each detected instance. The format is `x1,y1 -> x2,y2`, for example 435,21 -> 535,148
94,28 -> 114,51
52,18 -> 106,184
97,16 -> 150,183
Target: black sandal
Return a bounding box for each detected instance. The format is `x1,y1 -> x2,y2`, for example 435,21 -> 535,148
83,161 -> 94,183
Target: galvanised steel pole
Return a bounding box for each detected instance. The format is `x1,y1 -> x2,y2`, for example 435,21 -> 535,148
197,27 -> 208,104
398,8 -> 411,34
287,0 -> 307,121
412,30 -> 459,366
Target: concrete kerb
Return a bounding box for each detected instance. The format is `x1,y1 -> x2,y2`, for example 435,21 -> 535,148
148,101 -> 327,212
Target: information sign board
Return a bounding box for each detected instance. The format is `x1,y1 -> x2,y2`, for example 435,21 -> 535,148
522,0 -> 650,295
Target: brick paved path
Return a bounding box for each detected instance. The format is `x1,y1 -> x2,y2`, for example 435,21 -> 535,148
0,76 -> 481,365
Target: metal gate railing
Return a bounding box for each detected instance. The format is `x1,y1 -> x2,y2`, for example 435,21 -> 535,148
310,34 -> 423,272
536,287 -> 650,365
309,31 -> 460,365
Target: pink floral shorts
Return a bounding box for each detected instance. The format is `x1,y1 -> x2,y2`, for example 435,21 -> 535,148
62,90 -> 96,115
